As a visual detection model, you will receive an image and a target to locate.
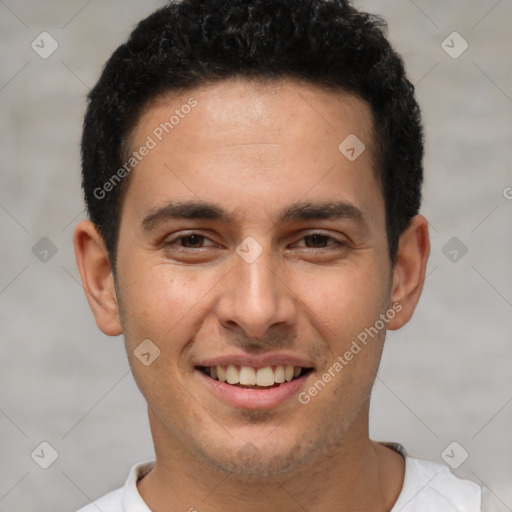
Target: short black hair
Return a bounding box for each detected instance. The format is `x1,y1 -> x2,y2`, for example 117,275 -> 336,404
81,0 -> 423,267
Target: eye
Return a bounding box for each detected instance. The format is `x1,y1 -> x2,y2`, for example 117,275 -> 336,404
293,232 -> 346,249
162,231 -> 347,253
164,233 -> 218,249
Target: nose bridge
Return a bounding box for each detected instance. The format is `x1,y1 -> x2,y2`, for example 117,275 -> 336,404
216,241 -> 296,338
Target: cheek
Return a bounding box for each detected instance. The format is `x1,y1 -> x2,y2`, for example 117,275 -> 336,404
295,260 -> 390,334
118,260 -> 224,345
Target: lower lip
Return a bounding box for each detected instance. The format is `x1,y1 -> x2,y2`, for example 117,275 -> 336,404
196,370 -> 311,410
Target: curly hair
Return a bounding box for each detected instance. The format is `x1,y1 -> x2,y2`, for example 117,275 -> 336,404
81,0 -> 424,266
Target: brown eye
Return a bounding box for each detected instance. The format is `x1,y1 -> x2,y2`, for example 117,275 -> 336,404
164,232 -> 217,250
294,232 -> 346,250
303,234 -> 332,248
179,234 -> 206,248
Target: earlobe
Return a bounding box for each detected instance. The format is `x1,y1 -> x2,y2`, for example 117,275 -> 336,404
73,220 -> 123,336
387,215 -> 430,330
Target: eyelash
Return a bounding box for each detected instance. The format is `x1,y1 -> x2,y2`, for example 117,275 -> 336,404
164,232 -> 347,250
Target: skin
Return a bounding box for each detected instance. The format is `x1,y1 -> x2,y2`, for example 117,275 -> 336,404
74,78 -> 430,511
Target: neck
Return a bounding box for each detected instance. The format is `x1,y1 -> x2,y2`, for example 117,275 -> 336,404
138,409 -> 404,512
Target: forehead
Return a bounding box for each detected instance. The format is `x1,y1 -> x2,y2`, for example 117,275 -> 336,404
135,78 -> 375,155
122,78 -> 382,228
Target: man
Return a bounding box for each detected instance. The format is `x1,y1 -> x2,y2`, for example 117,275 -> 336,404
73,0 -> 490,510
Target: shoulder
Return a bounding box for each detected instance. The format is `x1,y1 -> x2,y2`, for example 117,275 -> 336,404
386,443 -> 482,511
76,487 -> 124,512
75,461 -> 155,512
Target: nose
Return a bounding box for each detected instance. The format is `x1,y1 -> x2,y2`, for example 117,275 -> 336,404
215,244 -> 298,346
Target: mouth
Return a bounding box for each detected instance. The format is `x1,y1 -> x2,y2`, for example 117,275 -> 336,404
196,365 -> 314,389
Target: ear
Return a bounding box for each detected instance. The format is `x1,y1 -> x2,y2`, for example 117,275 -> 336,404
387,215 -> 430,330
73,220 -> 123,336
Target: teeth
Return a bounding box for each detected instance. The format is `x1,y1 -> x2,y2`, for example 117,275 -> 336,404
226,364 -> 239,384
256,366 -> 274,386
217,365 -> 227,382
206,364 -> 306,387
274,365 -> 285,383
239,366 -> 257,385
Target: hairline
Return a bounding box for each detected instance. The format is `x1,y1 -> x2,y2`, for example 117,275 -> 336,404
109,76 -> 391,273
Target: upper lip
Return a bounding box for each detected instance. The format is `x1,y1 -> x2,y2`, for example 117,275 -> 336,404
195,352 -> 315,369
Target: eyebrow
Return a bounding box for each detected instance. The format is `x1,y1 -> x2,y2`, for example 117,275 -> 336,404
142,199 -> 366,231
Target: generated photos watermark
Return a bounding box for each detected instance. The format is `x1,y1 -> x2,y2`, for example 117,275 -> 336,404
93,97 -> 198,200
298,302 -> 402,405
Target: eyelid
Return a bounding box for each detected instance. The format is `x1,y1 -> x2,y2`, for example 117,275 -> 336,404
291,231 -> 347,248
164,231 -> 219,248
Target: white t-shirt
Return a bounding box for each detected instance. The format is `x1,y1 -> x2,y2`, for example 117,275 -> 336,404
76,443 -> 488,511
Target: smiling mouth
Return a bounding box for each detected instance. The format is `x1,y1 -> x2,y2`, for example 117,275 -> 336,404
197,365 -> 314,389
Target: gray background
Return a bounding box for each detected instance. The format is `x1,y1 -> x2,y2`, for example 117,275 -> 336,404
0,1 -> 511,510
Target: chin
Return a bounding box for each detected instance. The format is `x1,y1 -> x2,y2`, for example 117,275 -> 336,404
194,433 -> 319,478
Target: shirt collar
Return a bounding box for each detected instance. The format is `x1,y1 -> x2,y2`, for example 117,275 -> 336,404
122,460 -> 155,512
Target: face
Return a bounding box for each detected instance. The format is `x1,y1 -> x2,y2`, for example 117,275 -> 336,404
81,78 -> 420,477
